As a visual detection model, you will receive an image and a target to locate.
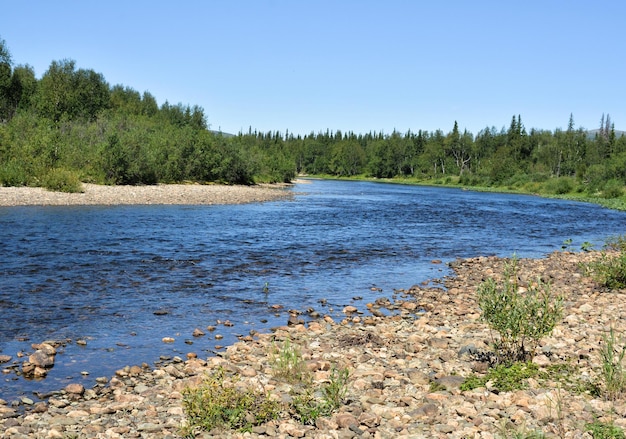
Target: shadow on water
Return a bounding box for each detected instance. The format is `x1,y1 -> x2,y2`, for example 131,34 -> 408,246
1,179 -> 626,402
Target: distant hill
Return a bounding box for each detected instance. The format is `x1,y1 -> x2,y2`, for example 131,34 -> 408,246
209,130 -> 235,138
586,129 -> 626,139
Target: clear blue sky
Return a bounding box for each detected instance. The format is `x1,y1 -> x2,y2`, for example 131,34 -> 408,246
2,1 -> 624,136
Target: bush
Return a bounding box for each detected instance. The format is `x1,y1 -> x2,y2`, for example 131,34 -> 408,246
181,367 -> 281,436
291,366 -> 349,425
0,161 -> 30,186
269,338 -> 310,384
461,362 -> 539,392
586,420 -> 625,439
600,328 -> 626,400
543,176 -> 575,195
41,168 -> 83,193
602,179 -> 625,199
477,256 -> 563,364
587,252 -> 626,289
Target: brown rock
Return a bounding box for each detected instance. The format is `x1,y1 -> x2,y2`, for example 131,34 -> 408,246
334,412 -> 358,428
29,350 -> 55,368
65,383 -> 85,395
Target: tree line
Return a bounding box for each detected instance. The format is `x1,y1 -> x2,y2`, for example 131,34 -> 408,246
1,36 -> 625,198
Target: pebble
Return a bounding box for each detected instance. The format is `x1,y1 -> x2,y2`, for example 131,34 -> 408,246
2,251 -> 624,438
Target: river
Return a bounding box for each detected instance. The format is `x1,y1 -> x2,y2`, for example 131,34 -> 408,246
1,179 -> 625,402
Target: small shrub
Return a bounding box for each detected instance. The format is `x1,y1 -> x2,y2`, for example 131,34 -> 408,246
0,161 -> 30,186
586,420 -> 625,439
291,365 -> 349,425
600,328 -> 626,400
543,176 -> 575,195
269,338 -> 310,384
181,367 -> 281,436
605,235 -> 626,253
587,252 -> 626,289
477,256 -> 563,364
461,362 -> 539,392
42,168 -> 83,193
602,179 -> 624,199
322,366 -> 349,411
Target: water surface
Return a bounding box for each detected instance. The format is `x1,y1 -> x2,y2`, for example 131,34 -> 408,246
1,179 -> 625,401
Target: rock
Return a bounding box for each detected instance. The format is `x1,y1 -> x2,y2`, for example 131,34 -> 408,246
334,412 -> 358,428
343,305 -> 358,314
0,355 -> 12,363
2,251 -> 622,439
65,383 -> 85,395
162,337 -> 175,343
28,350 -> 55,368
192,328 -> 205,337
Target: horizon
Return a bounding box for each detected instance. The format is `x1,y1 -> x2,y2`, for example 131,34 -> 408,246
1,1 -> 625,136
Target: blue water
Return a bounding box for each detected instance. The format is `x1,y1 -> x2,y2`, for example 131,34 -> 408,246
1,179 -> 625,402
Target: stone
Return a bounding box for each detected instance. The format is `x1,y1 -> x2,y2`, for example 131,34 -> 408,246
162,337 -> 175,343
192,328 -> 205,337
334,413 -> 358,428
65,383 -> 85,395
29,350 -> 55,368
0,355 -> 12,363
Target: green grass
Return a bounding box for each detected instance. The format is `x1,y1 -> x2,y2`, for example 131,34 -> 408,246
586,420 -> 625,439
180,367 -> 281,436
461,362 -> 540,392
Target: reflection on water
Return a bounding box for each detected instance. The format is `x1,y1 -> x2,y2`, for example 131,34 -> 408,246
1,179 -> 625,401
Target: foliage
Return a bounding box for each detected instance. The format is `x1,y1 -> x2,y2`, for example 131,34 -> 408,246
291,366 -> 350,425
2,36 -> 626,197
0,160 -> 30,186
605,235 -> 626,252
586,421 -> 625,439
586,251 -> 626,289
477,256 -> 563,364
181,367 -> 281,436
599,328 -> 626,400
543,176 -> 575,195
321,366 -> 350,412
41,167 -> 83,193
269,339 -> 349,425
269,338 -> 310,384
461,362 -> 539,392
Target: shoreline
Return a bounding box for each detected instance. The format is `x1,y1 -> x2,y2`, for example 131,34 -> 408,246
0,182 -> 296,207
3,250 -> 626,438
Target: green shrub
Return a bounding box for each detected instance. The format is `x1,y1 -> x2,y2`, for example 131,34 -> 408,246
461,362 -> 539,392
605,235 -> 626,252
42,168 -> 83,193
269,338 -> 310,384
543,176 -> 575,195
291,365 -> 349,425
0,161 -> 30,186
600,328 -> 626,400
477,256 -> 563,364
602,179 -> 625,199
587,252 -> 626,289
181,367 -> 281,436
586,420 -> 625,439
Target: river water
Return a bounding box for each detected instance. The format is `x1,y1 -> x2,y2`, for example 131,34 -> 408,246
1,179 -> 625,402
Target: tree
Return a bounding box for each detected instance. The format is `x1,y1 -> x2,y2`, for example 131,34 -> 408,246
445,121 -> 473,175
36,59 -> 109,122
0,36 -> 13,122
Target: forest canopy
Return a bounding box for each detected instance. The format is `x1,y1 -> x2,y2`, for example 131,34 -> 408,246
1,36 -> 625,201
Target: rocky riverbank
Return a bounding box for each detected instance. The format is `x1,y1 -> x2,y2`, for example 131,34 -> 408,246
0,182 -> 295,206
2,250 -> 626,438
